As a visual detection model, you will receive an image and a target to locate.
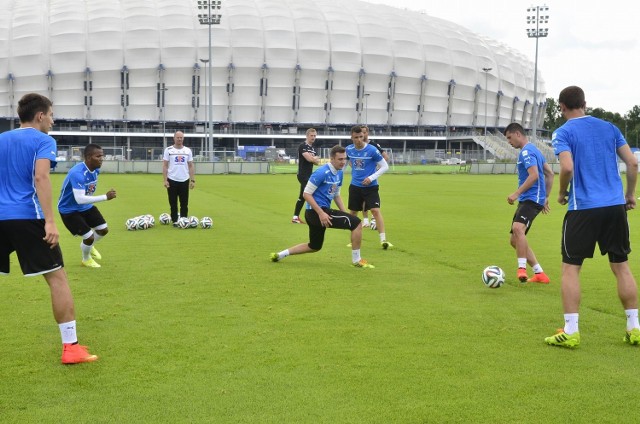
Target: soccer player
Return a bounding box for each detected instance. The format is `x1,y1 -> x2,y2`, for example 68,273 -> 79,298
0,93 -> 98,364
360,125 -> 389,229
292,128 -> 321,224
346,126 -> 392,249
545,85 -> 640,348
163,131 -> 195,226
58,143 -> 117,268
504,123 -> 554,284
271,145 -> 374,268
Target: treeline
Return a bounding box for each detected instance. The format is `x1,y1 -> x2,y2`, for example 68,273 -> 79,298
545,97 -> 640,147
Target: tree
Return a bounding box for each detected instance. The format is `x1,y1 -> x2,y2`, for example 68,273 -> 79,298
543,97 -> 564,132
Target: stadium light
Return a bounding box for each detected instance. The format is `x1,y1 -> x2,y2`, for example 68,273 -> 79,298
199,58 -> 209,152
526,4 -> 549,143
198,0 -> 222,161
364,93 -> 370,125
482,67 -> 492,161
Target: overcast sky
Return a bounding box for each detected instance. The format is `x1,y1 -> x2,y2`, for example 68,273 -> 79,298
364,0 -> 639,115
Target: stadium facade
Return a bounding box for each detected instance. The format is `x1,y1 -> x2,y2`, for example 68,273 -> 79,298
0,0 -> 545,160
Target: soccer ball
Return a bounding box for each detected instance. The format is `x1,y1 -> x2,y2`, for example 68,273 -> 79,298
482,265 -> 505,288
177,216 -> 190,229
145,214 -> 155,227
370,218 -> 377,230
188,216 -> 199,228
136,216 -> 150,230
125,218 -> 137,231
159,213 -> 171,225
200,216 -> 213,229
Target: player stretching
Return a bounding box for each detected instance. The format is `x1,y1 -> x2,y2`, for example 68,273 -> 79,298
58,144 -> 117,268
346,126 -> 392,249
271,145 -> 374,268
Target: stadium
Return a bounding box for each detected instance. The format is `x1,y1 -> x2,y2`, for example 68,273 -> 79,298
0,0 -> 548,163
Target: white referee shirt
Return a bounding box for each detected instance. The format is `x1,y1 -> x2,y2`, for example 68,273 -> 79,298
163,145 -> 193,182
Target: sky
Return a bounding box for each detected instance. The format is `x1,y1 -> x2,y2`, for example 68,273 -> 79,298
364,0 -> 640,115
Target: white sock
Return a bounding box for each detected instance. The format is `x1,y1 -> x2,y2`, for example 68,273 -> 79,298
563,313 -> 579,334
532,263 -> 543,273
292,216 -> 298,220
379,232 -> 386,242
352,249 -> 361,263
278,249 -> 290,260
93,232 -> 104,244
59,320 -> 78,344
80,241 -> 92,261
363,218 -> 369,226
625,309 -> 640,331
518,258 -> 527,269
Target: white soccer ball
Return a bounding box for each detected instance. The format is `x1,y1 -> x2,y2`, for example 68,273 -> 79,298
125,218 -> 137,231
136,216 -> 150,230
482,265 -> 506,288
200,216 -> 213,229
144,214 -> 155,227
188,216 -> 199,228
159,213 -> 171,225
177,216 -> 190,229
370,218 -> 377,230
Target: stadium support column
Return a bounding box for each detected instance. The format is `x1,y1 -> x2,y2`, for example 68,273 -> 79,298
198,0 -> 222,161
482,67 -> 492,161
526,5 -> 549,142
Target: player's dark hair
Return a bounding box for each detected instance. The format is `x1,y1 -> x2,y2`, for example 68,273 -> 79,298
330,145 -> 346,157
84,143 -> 103,159
350,125 -> 362,134
504,122 -> 525,136
359,125 -> 369,130
17,93 -> 52,123
559,86 -> 586,110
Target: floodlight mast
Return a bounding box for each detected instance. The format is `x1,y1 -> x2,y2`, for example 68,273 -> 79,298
526,4 -> 549,143
198,0 -> 222,160
482,67 -> 492,160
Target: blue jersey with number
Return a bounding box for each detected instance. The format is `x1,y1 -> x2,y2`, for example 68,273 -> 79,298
552,115 -> 626,210
346,143 -> 383,187
0,127 -> 57,220
516,143 -> 547,205
58,162 -> 100,214
306,163 -> 343,209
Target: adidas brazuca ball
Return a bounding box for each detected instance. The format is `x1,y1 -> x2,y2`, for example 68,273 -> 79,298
482,265 -> 505,288
177,216 -> 191,229
125,218 -> 137,231
188,216 -> 199,228
159,213 -> 171,225
200,216 -> 213,229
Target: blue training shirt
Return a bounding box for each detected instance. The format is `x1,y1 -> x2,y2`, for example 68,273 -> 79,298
345,143 -> 383,187
306,163 -> 343,209
58,162 -> 100,214
0,127 -> 57,220
516,143 -> 547,205
552,115 -> 626,211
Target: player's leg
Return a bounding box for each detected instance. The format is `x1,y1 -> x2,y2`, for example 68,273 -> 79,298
292,177 -> 307,223
85,207 -> 108,261
510,221 -> 529,281
271,210 -> 322,261
167,179 -> 179,223
61,211 -> 100,267
178,180 -> 189,219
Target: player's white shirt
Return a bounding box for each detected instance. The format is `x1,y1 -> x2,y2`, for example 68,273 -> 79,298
163,145 -> 193,182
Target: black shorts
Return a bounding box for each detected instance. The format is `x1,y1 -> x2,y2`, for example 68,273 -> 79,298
510,200 -> 543,235
60,206 -> 107,237
304,208 -> 361,250
561,205 -> 630,265
0,220 -> 64,276
348,185 -> 381,212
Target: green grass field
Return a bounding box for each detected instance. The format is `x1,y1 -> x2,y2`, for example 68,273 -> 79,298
2,173 -> 639,423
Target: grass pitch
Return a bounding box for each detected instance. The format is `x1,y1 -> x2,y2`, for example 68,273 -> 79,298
1,173 -> 639,423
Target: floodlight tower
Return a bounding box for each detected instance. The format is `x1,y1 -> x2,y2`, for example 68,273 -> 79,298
482,67 -> 492,160
526,4 -> 549,142
198,0 -> 222,160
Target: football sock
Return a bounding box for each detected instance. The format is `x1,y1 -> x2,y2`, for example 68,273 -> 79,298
59,320 -> 78,344
93,232 -> 104,243
363,218 -> 369,226
80,241 -> 92,261
532,263 -> 543,273
379,232 -> 386,242
518,258 -> 527,269
563,313 -> 579,335
625,309 -> 640,331
278,250 -> 290,260
352,249 -> 361,263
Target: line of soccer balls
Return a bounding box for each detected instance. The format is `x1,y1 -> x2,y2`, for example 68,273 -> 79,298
125,214 -> 213,230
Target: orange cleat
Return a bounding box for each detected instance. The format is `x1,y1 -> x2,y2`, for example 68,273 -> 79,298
517,268 -> 528,282
528,272 -> 550,284
61,343 -> 98,365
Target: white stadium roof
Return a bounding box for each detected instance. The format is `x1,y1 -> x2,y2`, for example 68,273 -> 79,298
0,0 -> 545,128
